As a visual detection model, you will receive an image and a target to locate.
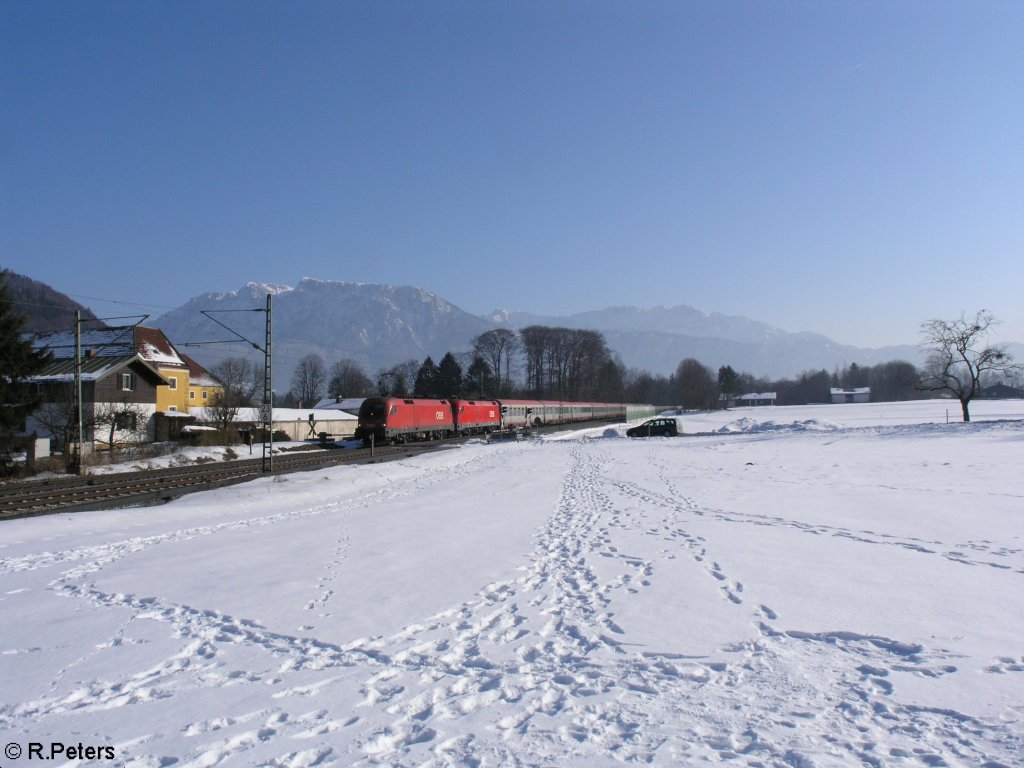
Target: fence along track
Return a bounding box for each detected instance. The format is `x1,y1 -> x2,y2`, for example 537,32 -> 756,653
0,444 -> 429,521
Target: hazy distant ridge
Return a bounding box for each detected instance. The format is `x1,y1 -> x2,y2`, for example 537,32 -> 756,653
146,278 -> 961,390
485,306 -> 925,377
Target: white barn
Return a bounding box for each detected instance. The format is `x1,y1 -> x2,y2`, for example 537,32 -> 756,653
831,387 -> 871,404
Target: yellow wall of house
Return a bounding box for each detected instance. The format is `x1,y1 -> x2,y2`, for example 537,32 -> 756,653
188,384 -> 222,412
155,368 -> 192,413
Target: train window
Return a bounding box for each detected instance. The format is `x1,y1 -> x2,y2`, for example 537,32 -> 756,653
390,405 -> 398,415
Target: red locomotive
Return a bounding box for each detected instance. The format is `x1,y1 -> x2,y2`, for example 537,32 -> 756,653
355,398 -> 455,444
355,396 -> 628,445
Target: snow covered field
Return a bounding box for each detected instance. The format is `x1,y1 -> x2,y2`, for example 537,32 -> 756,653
2,400 -> 1022,767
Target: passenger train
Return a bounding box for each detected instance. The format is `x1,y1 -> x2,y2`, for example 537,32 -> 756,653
355,397 -> 649,445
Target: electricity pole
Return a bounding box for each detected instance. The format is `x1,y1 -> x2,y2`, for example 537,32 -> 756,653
200,293 -> 274,472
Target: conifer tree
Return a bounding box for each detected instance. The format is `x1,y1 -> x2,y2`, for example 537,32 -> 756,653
414,356 -> 440,395
437,352 -> 464,396
0,271 -> 53,471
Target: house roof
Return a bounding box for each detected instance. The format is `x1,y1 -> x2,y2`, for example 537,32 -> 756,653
737,392 -> 777,401
29,354 -> 169,385
313,397 -> 366,413
32,326 -> 187,368
192,406 -> 358,423
180,353 -> 221,388
830,387 -> 870,395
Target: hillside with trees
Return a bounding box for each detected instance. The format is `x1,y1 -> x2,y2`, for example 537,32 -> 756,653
0,270 -> 103,333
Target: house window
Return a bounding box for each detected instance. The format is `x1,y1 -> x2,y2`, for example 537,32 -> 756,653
121,373 -> 135,391
202,391 -> 208,399
189,391 -> 195,400
168,377 -> 177,390
168,406 -> 177,412
114,413 -> 137,430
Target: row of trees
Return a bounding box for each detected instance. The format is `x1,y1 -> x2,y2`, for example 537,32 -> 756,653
263,313 -> 1020,425
273,326 -> 632,407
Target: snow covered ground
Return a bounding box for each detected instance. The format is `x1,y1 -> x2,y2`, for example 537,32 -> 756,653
1,399 -> 1022,767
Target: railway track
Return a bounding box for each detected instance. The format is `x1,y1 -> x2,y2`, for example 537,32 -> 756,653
0,419 -> 614,521
0,443 -> 430,521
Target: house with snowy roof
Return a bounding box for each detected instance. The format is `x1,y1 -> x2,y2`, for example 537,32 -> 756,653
27,326 -> 223,448
26,346 -> 169,448
30,326 -> 215,414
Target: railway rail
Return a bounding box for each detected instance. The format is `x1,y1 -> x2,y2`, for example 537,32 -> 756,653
0,443 -> 431,521
0,420 -> 612,521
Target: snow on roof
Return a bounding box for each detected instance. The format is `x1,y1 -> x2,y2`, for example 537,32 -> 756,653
830,387 -> 871,395
33,328 -> 135,358
180,354 -> 221,388
313,397 -> 365,412
191,406 -> 358,423
29,355 -> 168,384
737,392 -> 777,400
134,327 -> 185,367
33,326 -> 186,367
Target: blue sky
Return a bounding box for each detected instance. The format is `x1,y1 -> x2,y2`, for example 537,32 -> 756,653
2,0 -> 1022,348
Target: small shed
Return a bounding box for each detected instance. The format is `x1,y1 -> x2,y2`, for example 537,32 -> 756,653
831,387 -> 871,404
735,392 -> 777,407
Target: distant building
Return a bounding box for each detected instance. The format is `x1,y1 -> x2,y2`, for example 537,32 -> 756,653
831,387 -> 871,404
735,392 -> 777,407
979,383 -> 1024,399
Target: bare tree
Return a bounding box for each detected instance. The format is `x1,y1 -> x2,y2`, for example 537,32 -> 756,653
519,326 -> 550,397
516,326 -> 618,400
673,358 -> 719,410
377,359 -> 419,396
27,384 -> 77,455
327,359 -> 374,398
208,358 -> 260,433
291,353 -> 327,408
867,360 -> 920,402
93,397 -> 149,458
919,310 -> 1020,422
473,329 -> 520,395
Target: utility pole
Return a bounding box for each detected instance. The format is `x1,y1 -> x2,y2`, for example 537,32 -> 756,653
200,294 -> 274,472
263,293 -> 273,473
74,310 -> 83,475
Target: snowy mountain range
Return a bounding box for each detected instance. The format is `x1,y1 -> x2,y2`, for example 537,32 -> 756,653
152,279 -> 493,390
150,278 -> 945,390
